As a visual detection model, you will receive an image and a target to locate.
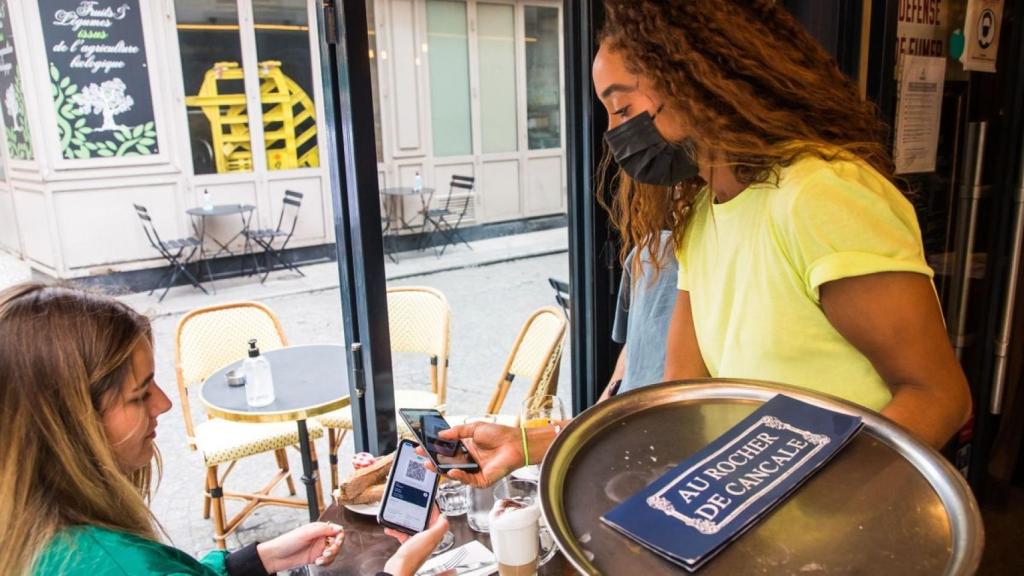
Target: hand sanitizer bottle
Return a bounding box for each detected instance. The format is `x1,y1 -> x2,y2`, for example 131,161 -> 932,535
242,339 -> 275,407
202,189 -> 213,212
413,171 -> 423,193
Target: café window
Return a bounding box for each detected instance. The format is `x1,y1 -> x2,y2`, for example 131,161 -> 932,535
174,1 -> 252,175
524,5 -> 560,150
477,3 -> 517,154
174,1 -> 322,175
427,0 -> 473,157
253,0 -> 320,171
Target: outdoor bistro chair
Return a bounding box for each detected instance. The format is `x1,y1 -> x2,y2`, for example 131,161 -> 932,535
485,306 -> 567,416
243,190 -> 304,283
317,286 -> 450,491
175,301 -> 324,549
420,175 -> 475,257
133,203 -> 209,302
547,277 -> 571,321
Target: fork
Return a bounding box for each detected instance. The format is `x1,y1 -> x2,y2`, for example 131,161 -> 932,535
416,547 -> 468,576
451,560 -> 495,574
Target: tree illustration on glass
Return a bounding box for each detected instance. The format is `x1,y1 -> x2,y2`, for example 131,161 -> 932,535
51,64 -> 157,159
71,78 -> 135,131
4,84 -> 19,131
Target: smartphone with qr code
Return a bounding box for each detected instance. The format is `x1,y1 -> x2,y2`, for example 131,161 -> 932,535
378,439 -> 440,535
399,408 -> 481,472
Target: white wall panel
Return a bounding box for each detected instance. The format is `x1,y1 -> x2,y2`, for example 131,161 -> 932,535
13,188 -> 56,268
525,156 -> 562,216
391,0 -> 422,152
55,185 -> 180,270
481,160 -> 519,222
0,188 -> 20,253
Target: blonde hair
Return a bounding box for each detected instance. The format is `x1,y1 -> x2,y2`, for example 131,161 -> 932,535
0,283 -> 160,575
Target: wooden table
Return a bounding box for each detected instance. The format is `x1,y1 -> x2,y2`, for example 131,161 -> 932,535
317,502 -> 575,575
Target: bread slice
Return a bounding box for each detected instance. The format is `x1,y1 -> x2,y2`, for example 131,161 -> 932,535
350,483 -> 386,505
335,452 -> 395,502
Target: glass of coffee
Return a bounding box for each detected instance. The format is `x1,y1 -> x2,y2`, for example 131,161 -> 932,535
488,495 -> 557,575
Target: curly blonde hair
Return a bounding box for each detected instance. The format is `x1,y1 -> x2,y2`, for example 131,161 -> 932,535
598,0 -> 893,270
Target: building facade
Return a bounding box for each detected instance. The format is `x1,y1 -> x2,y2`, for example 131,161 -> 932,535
0,0 -> 565,281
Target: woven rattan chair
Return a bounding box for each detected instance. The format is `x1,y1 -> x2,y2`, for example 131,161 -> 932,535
317,286 -> 450,490
485,306 -> 567,415
175,301 -> 324,549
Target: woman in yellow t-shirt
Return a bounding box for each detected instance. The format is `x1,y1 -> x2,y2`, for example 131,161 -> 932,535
593,0 -> 970,449
412,1 -> 972,494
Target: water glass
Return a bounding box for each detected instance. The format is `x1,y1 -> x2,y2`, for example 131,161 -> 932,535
467,483 -> 496,532
437,479 -> 468,517
494,477 -> 538,507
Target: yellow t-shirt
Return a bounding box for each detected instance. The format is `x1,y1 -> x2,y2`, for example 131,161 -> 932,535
676,153 -> 934,411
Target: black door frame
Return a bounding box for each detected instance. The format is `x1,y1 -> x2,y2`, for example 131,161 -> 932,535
564,0 -> 619,415
318,0 -> 615,449
317,0 -> 397,455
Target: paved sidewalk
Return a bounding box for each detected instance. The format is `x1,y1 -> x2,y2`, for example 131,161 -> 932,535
138,234 -> 571,559
120,227 -> 568,319
0,248 -> 31,291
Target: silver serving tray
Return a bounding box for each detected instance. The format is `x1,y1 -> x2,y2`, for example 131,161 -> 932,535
539,380 -> 983,575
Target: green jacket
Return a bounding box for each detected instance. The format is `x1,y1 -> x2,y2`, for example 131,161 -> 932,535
34,526 -> 230,575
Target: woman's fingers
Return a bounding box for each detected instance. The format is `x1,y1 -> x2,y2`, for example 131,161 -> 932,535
313,523 -> 344,567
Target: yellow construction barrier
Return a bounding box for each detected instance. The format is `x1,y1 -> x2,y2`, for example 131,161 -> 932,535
185,61 -> 319,173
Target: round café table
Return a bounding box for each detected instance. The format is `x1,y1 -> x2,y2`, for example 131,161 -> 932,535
380,186 -> 435,263
186,204 -> 257,259
199,344 -> 350,521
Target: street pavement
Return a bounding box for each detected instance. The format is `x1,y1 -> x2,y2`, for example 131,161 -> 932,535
147,252 -> 572,558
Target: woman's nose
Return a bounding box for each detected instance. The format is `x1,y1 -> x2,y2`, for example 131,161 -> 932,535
151,382 -> 173,415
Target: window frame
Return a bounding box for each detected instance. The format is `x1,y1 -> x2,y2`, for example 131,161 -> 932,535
169,0 -> 329,179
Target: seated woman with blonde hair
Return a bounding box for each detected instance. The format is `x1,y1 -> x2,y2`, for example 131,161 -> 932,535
0,283 -> 446,576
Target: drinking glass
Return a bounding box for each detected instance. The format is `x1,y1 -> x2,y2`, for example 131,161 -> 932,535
437,478 -> 468,516
517,395 -> 565,480
467,483 -> 496,533
489,477 -> 557,575
493,477 -> 538,506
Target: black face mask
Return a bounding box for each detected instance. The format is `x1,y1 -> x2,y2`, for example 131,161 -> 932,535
604,110 -> 699,186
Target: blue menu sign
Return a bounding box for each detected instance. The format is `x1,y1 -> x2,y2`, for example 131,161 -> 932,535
602,395 -> 863,571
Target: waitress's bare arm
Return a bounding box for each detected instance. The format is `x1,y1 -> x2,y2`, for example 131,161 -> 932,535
821,272 -> 972,449
663,290 -> 711,381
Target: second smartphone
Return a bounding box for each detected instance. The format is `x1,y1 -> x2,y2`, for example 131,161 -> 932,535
378,438 -> 441,535
399,408 -> 481,473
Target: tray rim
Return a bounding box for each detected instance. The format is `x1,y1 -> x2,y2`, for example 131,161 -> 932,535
538,379 -> 984,575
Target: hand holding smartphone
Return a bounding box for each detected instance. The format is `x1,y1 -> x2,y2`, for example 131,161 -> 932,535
378,439 -> 441,535
399,409 -> 481,473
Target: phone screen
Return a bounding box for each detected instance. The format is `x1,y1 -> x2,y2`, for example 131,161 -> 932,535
400,409 -> 479,470
380,441 -> 437,533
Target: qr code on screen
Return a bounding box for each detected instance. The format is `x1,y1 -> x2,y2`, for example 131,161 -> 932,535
405,458 -> 427,482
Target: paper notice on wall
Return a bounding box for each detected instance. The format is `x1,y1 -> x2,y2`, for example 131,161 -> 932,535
961,0 -> 1003,73
894,55 -> 946,175
896,0 -> 948,60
